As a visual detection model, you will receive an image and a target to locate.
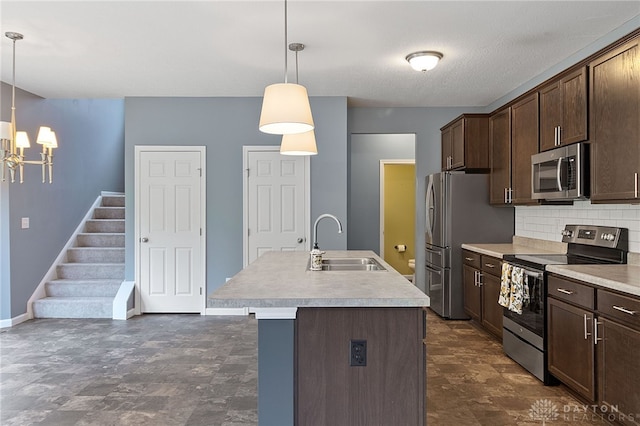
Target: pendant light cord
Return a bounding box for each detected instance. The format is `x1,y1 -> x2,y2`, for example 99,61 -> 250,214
284,0 -> 288,84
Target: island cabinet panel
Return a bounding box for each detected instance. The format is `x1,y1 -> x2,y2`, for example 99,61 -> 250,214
295,307 -> 425,426
590,36 -> 640,203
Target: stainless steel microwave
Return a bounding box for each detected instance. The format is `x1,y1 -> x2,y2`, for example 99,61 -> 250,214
531,142 -> 589,201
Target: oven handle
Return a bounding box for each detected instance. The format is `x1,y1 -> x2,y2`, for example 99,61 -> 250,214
505,262 -> 544,280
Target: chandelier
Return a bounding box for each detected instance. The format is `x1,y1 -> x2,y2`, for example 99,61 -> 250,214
1,32 -> 58,184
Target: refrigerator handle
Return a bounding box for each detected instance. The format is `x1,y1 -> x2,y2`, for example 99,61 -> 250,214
426,177 -> 435,240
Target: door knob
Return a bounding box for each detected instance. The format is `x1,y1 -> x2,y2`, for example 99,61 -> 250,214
141,237 -> 149,243
297,237 -> 304,244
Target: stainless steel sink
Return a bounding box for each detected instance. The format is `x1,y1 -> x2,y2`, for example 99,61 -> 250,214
308,257 -> 387,271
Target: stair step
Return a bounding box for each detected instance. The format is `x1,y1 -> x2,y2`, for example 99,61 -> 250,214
94,207 -> 125,219
67,247 -> 124,263
77,233 -> 124,248
33,297 -> 113,319
101,195 -> 125,207
85,219 -> 125,233
57,263 -> 124,280
46,279 -> 121,297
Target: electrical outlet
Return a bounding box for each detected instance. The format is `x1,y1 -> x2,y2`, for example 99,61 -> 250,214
350,340 -> 367,366
21,217 -> 29,229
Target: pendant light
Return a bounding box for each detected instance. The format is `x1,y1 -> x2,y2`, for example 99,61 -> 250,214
259,0 -> 314,135
280,43 -> 317,156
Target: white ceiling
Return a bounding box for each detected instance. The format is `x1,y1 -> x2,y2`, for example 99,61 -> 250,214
1,1 -> 638,107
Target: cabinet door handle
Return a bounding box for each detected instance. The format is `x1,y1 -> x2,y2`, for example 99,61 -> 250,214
594,318 -> 603,345
635,172 -> 638,198
477,272 -> 483,287
474,270 -> 478,286
554,126 -> 558,146
556,288 -> 574,295
584,314 -> 591,340
557,126 -> 562,146
612,305 -> 637,316
508,188 -> 513,204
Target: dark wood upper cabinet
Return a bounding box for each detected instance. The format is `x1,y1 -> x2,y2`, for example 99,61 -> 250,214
590,36 -> 640,203
511,93 -> 539,204
539,67 -> 588,151
441,114 -> 489,171
489,107 -> 511,205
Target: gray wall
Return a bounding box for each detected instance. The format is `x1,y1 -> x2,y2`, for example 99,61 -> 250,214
348,133 -> 415,252
0,82 -> 124,320
347,107 -> 483,297
124,96 -> 347,293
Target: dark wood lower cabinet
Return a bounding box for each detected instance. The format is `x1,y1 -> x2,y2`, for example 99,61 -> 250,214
547,297 -> 596,401
481,273 -> 503,338
463,264 -> 481,321
295,307 -> 425,426
598,318 -> 640,425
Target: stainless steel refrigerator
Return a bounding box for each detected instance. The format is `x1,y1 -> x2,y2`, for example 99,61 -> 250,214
425,171 -> 514,319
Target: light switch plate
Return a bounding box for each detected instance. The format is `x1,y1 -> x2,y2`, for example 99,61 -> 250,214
21,217 -> 29,229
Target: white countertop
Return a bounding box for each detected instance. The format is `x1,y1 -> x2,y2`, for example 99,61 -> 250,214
547,264 -> 640,297
461,243 -> 566,259
207,250 -> 430,311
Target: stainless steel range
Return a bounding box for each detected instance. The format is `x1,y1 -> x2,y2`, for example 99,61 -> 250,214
502,224 -> 628,384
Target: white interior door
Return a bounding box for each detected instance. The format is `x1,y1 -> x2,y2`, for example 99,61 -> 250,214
244,147 -> 309,266
137,148 -> 205,313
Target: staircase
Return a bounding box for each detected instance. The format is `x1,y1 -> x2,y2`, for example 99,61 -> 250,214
32,194 -> 125,319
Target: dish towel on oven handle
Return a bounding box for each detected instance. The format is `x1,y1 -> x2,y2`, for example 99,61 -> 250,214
509,266 -> 524,314
498,262 -> 512,308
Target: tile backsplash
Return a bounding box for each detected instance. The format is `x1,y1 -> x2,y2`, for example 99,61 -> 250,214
515,201 -> 640,253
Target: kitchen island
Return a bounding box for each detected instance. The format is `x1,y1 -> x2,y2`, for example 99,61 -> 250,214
208,250 -> 430,426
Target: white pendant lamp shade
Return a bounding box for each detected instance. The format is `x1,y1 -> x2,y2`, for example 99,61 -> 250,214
280,130 -> 318,156
259,83 -> 314,135
15,131 -> 30,148
406,51 -> 443,72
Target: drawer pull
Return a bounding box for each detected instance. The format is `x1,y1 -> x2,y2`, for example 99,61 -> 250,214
612,305 -> 637,316
465,257 -> 475,261
484,263 -> 496,268
556,288 -> 574,295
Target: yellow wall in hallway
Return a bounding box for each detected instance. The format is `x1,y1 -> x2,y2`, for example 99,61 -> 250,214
383,163 -> 415,275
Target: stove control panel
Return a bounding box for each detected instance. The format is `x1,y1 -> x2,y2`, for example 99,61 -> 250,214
561,225 -> 628,249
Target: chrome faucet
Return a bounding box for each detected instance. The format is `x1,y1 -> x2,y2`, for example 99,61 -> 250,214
312,213 -> 343,250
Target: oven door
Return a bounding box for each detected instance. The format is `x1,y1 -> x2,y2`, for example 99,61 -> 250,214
502,266 -> 545,338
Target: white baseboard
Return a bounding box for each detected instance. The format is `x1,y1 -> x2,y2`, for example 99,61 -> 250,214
0,312 -> 30,329
205,307 -> 249,316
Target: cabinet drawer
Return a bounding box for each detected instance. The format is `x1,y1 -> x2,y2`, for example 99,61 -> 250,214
548,275 -> 594,309
462,250 -> 481,269
481,255 -> 502,277
597,290 -> 640,329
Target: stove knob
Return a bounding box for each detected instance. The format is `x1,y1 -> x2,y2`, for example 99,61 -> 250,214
561,230 -> 573,237
605,233 -> 615,241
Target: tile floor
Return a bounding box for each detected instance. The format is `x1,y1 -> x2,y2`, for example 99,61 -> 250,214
1,310 -> 610,425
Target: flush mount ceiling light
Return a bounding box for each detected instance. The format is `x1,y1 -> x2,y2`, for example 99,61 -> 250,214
406,51 -> 443,72
280,43 -> 317,156
0,31 -> 59,183
259,0 -> 314,135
